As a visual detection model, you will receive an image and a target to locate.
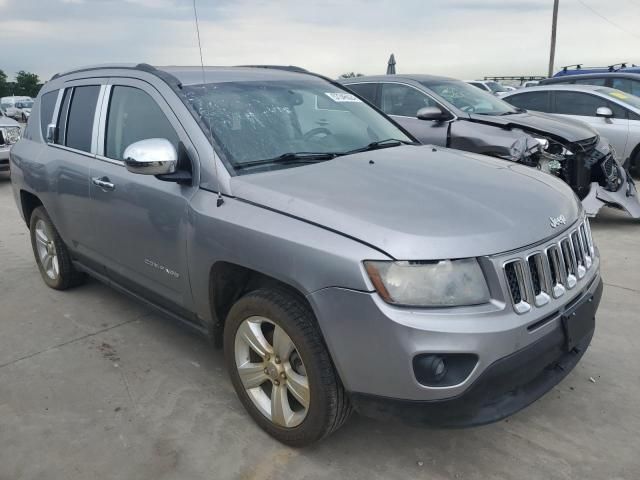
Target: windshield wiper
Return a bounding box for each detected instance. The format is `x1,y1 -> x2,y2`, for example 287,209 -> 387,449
234,152 -> 337,171
341,138 -> 417,155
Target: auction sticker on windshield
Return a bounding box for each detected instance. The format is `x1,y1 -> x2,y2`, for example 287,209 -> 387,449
325,92 -> 361,102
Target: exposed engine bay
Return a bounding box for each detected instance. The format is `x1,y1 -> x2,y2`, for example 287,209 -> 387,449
448,119 -> 640,219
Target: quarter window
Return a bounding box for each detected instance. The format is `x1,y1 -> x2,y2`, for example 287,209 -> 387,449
381,83 -> 437,117
505,92 -> 551,112
65,85 -> 101,152
105,86 -> 179,161
39,91 -> 58,141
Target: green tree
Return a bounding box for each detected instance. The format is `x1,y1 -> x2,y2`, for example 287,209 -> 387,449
339,72 -> 364,79
0,69 -> 8,97
15,71 -> 41,97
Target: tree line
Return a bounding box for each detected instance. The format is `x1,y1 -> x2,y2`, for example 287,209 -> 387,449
0,69 -> 42,98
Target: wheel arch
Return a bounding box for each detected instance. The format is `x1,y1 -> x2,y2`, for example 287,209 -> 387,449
20,190 -> 43,226
208,261 -> 315,348
628,142 -> 640,171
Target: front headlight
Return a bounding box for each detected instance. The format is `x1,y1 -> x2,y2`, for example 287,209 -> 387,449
364,258 -> 490,307
3,126 -> 21,145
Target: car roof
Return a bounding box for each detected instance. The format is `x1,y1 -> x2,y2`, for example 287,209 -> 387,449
339,74 -> 456,83
542,72 -> 640,84
504,84 -> 607,94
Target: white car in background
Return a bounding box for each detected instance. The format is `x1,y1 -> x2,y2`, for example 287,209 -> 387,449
0,108 -> 21,173
465,80 -> 509,96
0,96 -> 34,122
502,84 -> 640,174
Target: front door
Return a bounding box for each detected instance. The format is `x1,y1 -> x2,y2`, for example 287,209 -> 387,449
88,80 -> 198,313
379,82 -> 449,146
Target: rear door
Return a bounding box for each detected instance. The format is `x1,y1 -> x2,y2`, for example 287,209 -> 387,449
379,82 -> 449,146
343,82 -> 379,107
551,90 -> 629,157
88,79 -> 199,313
42,81 -> 105,260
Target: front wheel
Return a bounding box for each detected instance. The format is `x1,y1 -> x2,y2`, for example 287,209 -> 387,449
630,150 -> 640,179
224,288 -> 351,446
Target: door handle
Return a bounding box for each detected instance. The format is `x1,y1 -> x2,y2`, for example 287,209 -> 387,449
91,176 -> 116,191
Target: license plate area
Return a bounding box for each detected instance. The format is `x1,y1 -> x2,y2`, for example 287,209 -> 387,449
562,294 -> 597,351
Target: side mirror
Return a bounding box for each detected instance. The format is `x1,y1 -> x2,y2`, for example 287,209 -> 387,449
416,106 -> 448,121
123,138 -> 177,176
596,106 -> 613,118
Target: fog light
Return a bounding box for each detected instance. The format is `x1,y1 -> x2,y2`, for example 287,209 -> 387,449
417,355 -> 447,383
413,353 -> 478,387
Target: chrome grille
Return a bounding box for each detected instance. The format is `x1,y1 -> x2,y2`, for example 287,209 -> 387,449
503,218 -> 595,314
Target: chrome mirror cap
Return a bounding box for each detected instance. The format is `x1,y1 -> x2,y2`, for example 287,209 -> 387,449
123,138 -> 178,176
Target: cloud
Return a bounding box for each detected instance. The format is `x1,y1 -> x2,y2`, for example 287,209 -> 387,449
1,0 -> 639,82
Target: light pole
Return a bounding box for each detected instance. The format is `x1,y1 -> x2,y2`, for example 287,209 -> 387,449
548,0 -> 559,77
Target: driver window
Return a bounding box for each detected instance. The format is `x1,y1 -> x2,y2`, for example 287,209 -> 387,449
105,86 -> 179,160
381,83 -> 435,117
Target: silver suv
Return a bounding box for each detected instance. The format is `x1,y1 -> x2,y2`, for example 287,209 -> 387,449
10,64 -> 602,446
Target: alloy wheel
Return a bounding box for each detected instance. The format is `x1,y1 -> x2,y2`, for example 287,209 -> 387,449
34,219 -> 59,280
234,316 -> 310,428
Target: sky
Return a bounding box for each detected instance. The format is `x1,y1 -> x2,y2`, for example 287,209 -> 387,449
1,0 -> 639,83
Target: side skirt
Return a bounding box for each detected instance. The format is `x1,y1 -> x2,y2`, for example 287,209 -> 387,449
72,260 -> 211,339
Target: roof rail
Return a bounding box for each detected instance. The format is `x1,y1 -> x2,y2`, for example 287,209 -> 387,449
561,64 -> 583,71
50,63 -> 157,80
236,65 -> 309,73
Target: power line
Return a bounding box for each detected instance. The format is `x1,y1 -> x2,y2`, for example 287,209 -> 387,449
576,0 -> 640,40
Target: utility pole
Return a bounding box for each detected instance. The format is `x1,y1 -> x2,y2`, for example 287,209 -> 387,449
548,0 -> 559,77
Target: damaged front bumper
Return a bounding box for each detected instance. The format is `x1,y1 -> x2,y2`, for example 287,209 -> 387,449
583,167 -> 640,218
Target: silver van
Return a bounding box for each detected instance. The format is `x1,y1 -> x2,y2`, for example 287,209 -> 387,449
10,64 -> 602,446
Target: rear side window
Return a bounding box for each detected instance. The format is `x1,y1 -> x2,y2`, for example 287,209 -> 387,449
505,92 -> 550,112
105,86 -> 179,161
573,77 -> 606,87
55,89 -> 72,146
65,86 -> 100,152
553,91 -> 608,117
39,91 -> 58,141
346,83 -> 378,105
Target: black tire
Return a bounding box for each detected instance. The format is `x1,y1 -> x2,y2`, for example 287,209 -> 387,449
29,206 -> 85,290
21,113 -> 27,123
630,150 -> 640,179
224,288 -> 351,446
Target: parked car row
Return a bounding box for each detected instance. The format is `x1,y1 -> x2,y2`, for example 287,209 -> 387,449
0,107 -> 21,173
1,96 -> 34,122
9,63 -> 604,446
340,74 -> 640,219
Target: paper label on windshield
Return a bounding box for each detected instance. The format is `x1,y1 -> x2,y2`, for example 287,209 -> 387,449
324,92 -> 361,102
609,91 -> 628,100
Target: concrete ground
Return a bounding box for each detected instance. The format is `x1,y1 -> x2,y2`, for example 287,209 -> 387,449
0,173 -> 638,480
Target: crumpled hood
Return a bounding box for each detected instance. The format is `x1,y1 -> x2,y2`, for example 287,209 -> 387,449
230,146 -> 581,259
468,110 -> 597,143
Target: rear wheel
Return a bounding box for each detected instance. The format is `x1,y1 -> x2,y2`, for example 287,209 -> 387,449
29,206 -> 85,290
224,288 -> 351,446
